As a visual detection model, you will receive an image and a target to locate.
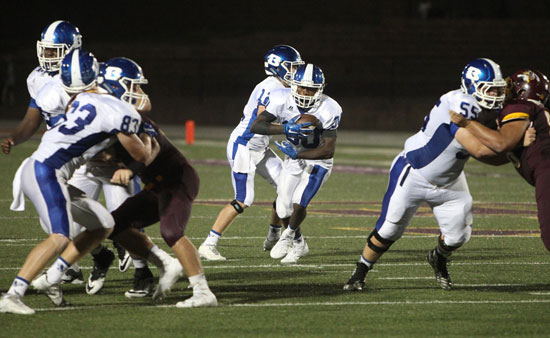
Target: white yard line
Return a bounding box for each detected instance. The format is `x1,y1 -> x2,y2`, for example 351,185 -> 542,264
1,261 -> 549,271
32,298 -> 550,312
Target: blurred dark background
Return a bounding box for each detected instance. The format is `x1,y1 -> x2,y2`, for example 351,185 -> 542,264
1,1 -> 549,131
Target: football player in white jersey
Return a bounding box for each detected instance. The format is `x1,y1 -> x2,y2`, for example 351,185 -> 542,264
0,49 -> 156,315
1,20 -> 81,154
250,63 -> 342,264
343,58 -> 508,292
198,45 -> 305,261
68,57 -> 177,298
1,20 -> 91,284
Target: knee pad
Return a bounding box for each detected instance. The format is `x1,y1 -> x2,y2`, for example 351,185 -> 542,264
438,235 -> 462,252
231,199 -> 244,214
367,230 -> 394,253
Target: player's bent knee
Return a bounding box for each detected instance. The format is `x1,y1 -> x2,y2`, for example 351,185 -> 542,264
231,199 -> 246,214
367,230 -> 395,253
160,226 -> 184,248
49,233 -> 71,252
440,230 -> 470,249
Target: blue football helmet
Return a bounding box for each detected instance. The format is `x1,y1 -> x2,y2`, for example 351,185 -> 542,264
264,45 -> 304,85
461,58 -> 506,109
36,20 -> 82,72
291,63 -> 325,109
60,49 -> 98,94
98,57 -> 149,110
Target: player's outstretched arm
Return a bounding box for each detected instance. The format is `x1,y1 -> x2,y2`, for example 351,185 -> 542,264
450,110 -> 529,153
1,107 -> 42,154
116,132 -> 152,163
454,128 -> 508,166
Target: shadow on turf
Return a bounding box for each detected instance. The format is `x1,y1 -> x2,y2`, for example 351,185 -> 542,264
455,284 -> 550,293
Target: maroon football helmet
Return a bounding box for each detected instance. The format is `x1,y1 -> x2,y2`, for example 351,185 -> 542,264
508,69 -> 550,105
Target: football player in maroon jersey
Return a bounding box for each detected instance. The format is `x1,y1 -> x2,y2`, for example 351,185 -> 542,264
451,69 -> 550,251
107,116 -> 218,308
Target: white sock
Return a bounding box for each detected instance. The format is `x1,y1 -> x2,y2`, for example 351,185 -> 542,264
267,225 -> 282,240
203,230 -> 221,246
283,227 -> 296,238
132,258 -> 147,269
46,256 -> 71,284
8,277 -> 30,297
360,255 -> 374,269
188,273 -> 210,292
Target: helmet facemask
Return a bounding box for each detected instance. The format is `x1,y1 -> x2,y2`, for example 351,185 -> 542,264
37,40 -> 70,72
471,79 -> 507,110
281,60 -> 305,85
291,84 -> 324,109
119,77 -> 149,110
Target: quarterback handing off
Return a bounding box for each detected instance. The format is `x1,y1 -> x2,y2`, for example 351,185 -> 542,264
198,45 -> 304,261
251,63 -> 342,264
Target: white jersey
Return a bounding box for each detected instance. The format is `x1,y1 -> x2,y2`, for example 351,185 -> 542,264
35,79 -> 70,128
228,76 -> 285,151
266,88 -> 342,168
31,92 -> 142,176
27,67 -> 66,128
403,89 -> 481,186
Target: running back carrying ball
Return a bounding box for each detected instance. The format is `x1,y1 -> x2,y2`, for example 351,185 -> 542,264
295,113 -> 321,130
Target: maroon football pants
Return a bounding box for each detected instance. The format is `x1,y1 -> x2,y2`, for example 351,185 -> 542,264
535,165 -> 550,251
110,168 -> 199,247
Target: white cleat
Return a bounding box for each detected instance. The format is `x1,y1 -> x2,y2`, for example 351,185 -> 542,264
31,274 -> 67,307
118,251 -> 132,273
198,244 -> 227,261
175,290 -> 217,308
270,233 -> 294,259
281,238 -> 309,264
85,274 -> 106,295
0,293 -> 35,315
153,258 -> 183,301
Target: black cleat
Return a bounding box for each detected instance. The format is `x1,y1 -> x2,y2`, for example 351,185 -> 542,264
86,247 -> 115,295
125,267 -> 155,298
343,262 -> 369,291
427,249 -> 452,290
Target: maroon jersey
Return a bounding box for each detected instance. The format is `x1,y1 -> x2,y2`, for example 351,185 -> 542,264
110,116 -> 200,246
499,99 -> 550,186
140,117 -> 194,190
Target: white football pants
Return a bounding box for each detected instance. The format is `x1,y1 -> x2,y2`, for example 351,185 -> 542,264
227,142 -> 282,207
276,159 -> 332,219
376,155 -> 473,247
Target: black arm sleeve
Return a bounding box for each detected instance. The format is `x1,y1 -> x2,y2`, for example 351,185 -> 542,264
250,111 -> 279,135
321,129 -> 337,138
